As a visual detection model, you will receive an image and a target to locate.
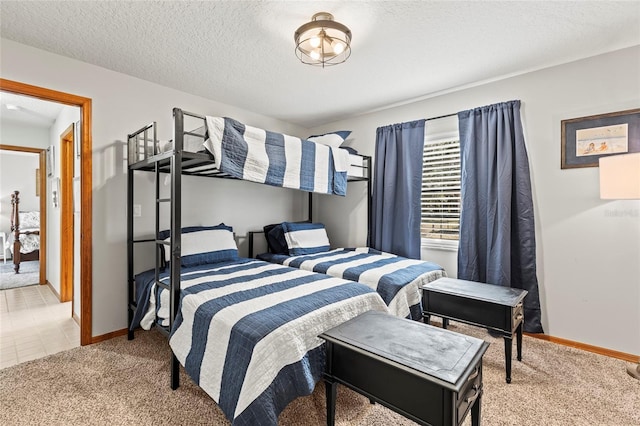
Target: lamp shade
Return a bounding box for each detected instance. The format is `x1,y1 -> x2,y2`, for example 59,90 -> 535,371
294,12 -> 351,67
599,152 -> 640,199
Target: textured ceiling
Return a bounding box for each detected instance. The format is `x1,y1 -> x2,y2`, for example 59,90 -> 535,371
1,1 -> 639,128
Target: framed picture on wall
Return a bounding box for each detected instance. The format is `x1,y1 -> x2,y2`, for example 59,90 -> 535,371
46,145 -> 55,177
561,108 -> 640,169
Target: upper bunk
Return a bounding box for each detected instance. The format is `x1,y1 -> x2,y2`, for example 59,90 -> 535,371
127,108 -> 370,190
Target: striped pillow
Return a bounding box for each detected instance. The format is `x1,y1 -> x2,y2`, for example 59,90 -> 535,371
281,222 -> 330,255
163,225 -> 238,266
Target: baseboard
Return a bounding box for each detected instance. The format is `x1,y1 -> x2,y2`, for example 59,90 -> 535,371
86,328 -> 638,364
525,333 -> 639,363
45,281 -> 61,300
72,311 -> 80,326
90,328 -> 129,344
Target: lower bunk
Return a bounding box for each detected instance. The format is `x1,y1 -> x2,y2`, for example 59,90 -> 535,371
130,256 -> 388,426
253,222 -> 447,321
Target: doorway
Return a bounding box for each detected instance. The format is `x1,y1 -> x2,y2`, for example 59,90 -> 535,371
0,78 -> 93,346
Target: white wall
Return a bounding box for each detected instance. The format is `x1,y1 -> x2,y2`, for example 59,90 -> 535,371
311,46 -> 640,356
1,39 -> 310,337
0,120 -> 50,150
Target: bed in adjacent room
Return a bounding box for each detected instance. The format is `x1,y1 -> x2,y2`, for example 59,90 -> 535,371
254,221 -> 447,320
6,191 -> 40,273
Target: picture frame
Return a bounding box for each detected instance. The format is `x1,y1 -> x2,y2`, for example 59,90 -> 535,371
46,145 -> 55,177
561,108 -> 640,169
74,120 -> 81,158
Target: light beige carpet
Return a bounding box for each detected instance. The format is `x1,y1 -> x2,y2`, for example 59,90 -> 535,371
0,322 -> 638,425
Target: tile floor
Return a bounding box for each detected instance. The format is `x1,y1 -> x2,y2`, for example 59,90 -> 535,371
0,284 -> 79,369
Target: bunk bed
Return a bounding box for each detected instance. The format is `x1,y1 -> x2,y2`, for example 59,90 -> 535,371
126,108 -> 381,425
7,191 -> 40,274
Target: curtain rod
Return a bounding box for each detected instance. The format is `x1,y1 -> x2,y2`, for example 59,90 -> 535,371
425,112 -> 457,122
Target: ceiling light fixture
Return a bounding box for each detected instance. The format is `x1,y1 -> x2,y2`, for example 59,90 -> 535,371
6,104 -> 20,110
294,12 -> 352,68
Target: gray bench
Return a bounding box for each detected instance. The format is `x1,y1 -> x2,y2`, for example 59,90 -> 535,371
320,311 -> 489,426
422,277 -> 528,383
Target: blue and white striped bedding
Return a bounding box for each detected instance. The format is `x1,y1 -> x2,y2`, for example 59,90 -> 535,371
257,248 -> 446,321
132,258 -> 388,425
204,116 -> 350,195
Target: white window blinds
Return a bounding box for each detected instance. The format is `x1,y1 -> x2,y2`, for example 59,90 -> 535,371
421,139 -> 461,240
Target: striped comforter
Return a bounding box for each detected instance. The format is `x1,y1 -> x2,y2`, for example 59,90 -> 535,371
204,116 -> 350,195
135,258 -> 388,425
258,248 -> 446,320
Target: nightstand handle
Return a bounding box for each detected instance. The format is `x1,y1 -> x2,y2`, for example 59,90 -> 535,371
465,385 -> 481,404
466,368 -> 479,382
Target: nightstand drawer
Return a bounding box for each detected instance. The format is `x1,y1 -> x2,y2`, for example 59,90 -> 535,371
457,364 -> 482,422
511,302 -> 524,331
424,291 -> 513,331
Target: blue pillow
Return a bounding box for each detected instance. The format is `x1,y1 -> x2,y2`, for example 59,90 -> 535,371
264,224 -> 289,254
306,131 -> 352,148
281,222 -> 330,255
160,224 -> 238,267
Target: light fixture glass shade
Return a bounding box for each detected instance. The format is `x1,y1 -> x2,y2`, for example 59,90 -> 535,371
294,12 -> 352,67
599,152 -> 640,199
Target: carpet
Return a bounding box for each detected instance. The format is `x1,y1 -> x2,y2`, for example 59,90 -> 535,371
0,322 -> 638,425
0,260 -> 39,290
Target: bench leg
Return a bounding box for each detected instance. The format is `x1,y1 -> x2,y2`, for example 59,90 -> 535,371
442,318 -> 449,329
516,322 -> 523,361
325,378 -> 337,426
503,335 -> 513,383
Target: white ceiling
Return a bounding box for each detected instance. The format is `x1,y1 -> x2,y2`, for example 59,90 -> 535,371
1,1 -> 639,128
0,92 -> 65,128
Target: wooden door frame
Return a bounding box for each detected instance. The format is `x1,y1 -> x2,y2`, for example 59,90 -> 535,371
0,145 -> 47,286
60,124 -> 74,304
1,78 -> 93,346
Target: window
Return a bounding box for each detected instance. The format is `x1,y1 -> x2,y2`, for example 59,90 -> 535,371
421,136 -> 461,245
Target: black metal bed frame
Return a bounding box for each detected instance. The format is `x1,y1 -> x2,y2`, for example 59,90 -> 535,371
126,107 -> 371,390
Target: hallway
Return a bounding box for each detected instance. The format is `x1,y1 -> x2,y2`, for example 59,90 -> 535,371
0,284 -> 79,369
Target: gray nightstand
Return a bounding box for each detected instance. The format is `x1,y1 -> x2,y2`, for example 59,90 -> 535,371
320,311 -> 489,426
422,277 -> 528,383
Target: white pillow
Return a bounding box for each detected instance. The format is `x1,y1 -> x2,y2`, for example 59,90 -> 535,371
164,228 -> 238,266
306,131 -> 352,148
281,222 -> 331,256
